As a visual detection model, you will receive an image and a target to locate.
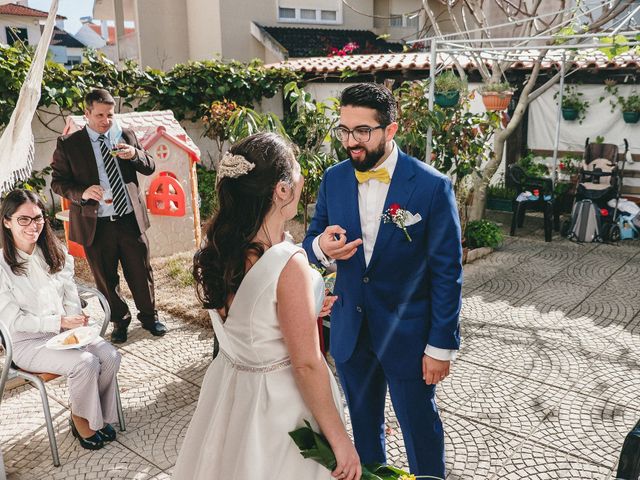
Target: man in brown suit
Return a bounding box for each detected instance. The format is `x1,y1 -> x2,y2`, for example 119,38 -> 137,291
51,88 -> 167,343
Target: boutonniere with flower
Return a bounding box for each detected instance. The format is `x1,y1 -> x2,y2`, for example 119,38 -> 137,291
381,203 -> 422,242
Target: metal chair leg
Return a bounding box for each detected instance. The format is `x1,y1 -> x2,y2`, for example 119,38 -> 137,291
33,379 -> 60,467
115,377 -> 126,432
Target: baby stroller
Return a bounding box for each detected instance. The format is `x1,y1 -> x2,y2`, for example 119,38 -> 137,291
562,138 -> 629,242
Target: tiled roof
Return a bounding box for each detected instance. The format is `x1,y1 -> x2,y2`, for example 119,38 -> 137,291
267,49 -> 640,73
0,3 -> 65,19
260,25 -> 403,58
88,23 -> 136,46
63,110 -> 201,162
50,26 -> 85,48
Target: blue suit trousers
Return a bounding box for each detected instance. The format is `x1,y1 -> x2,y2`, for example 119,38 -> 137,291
334,319 -> 445,477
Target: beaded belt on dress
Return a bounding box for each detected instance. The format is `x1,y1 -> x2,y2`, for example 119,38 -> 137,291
221,351 -> 291,373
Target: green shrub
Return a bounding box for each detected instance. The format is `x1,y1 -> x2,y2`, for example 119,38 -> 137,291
487,182 -> 516,200
196,166 -> 217,221
518,152 -> 549,178
465,219 -> 504,249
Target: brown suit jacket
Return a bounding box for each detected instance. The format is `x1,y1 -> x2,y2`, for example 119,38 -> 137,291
51,127 -> 155,246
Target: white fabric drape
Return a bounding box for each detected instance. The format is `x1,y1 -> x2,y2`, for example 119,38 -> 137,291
0,0 -> 59,194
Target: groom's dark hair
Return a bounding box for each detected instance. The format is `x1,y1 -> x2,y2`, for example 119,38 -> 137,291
340,83 -> 397,126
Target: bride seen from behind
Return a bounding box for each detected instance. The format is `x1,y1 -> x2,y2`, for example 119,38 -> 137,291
173,132 -> 361,480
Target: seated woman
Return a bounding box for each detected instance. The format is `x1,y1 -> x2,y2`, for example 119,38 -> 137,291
0,189 -> 121,450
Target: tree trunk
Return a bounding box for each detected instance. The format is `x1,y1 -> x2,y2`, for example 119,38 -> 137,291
469,133 -> 506,221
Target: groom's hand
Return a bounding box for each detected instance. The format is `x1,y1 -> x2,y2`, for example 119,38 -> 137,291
319,225 -> 362,260
423,355 -> 450,385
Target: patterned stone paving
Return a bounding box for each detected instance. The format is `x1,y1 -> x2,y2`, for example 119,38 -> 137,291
1,220 -> 639,479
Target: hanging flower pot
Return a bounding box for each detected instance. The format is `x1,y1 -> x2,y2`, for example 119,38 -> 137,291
559,85 -> 589,123
478,82 -> 513,111
562,107 -> 579,121
434,91 -> 460,108
481,92 -> 512,111
622,111 -> 640,124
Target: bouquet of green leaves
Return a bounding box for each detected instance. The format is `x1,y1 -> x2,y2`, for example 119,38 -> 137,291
289,420 -> 442,480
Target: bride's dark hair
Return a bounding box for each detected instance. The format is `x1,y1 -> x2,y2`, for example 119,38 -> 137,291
194,132 -> 297,313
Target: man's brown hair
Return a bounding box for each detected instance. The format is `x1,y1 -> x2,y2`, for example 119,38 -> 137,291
84,88 -> 115,111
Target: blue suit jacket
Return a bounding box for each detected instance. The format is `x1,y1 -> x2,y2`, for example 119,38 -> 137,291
303,150 -> 462,379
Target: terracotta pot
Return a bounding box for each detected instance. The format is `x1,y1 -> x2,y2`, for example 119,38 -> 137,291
481,92 -> 512,111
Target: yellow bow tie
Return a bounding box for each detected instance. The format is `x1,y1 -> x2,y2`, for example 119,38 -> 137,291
355,168 -> 390,184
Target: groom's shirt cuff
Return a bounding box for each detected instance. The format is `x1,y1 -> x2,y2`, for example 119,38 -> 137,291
425,345 -> 457,362
312,235 -> 335,268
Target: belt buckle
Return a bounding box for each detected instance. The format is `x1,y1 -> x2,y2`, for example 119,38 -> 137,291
108,214 -> 119,222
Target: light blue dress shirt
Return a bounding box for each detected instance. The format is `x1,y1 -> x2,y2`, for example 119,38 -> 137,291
86,125 -> 133,217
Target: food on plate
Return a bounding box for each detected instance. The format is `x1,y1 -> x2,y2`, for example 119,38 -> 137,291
62,333 -> 79,345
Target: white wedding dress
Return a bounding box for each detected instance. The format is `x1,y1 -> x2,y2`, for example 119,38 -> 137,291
173,241 -> 343,479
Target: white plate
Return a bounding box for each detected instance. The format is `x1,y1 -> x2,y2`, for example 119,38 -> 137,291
45,326 -> 100,350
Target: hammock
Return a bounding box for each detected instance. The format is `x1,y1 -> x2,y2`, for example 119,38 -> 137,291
0,0 -> 59,195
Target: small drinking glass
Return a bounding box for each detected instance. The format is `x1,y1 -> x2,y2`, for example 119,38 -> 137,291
101,188 -> 113,205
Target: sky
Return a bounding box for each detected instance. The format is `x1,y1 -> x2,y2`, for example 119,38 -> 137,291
28,0 -> 93,35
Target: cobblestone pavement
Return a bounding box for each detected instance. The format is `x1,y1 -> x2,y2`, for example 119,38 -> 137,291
1,226 -> 639,479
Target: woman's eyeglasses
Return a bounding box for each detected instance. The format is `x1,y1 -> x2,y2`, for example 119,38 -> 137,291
11,215 -> 45,226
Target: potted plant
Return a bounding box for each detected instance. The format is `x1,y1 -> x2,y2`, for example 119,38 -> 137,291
602,82 -> 640,124
465,219 -> 504,249
478,81 -> 513,111
487,182 -> 516,212
518,152 -> 550,178
433,71 -> 465,108
559,85 -> 589,122
619,93 -> 640,123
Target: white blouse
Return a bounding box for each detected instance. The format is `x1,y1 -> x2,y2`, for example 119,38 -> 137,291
0,246 -> 82,335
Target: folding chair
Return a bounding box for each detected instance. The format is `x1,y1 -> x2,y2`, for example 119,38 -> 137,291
0,285 -> 126,467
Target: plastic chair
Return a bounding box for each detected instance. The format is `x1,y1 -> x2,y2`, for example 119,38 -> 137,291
0,285 -> 126,467
508,164 -> 560,242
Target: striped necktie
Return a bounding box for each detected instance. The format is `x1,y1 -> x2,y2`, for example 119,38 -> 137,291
98,134 -> 128,216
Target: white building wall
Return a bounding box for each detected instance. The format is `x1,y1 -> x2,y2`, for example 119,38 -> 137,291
0,15 -> 41,45
137,0 -> 190,69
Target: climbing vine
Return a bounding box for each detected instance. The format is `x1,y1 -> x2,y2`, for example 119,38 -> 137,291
0,47 -> 298,129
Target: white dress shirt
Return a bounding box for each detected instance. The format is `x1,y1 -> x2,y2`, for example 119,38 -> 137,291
0,247 -> 82,335
86,125 -> 133,217
313,144 -> 456,361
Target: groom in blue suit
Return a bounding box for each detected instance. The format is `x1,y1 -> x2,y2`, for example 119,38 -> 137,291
303,83 -> 462,477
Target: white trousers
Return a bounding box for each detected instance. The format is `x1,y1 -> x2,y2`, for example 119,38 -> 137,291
13,335 -> 121,431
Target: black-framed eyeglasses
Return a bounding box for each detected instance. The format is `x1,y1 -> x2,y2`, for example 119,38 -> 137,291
10,215 -> 45,226
332,125 -> 387,143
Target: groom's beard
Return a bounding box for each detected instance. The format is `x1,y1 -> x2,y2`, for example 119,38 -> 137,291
348,138 -> 386,172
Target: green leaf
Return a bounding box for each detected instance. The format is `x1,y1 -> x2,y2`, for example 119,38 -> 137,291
598,35 -> 630,60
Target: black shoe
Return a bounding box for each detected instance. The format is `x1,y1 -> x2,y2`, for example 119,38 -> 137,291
142,321 -> 168,337
98,423 -> 116,442
111,324 -> 128,344
69,417 -> 104,450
